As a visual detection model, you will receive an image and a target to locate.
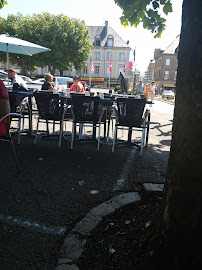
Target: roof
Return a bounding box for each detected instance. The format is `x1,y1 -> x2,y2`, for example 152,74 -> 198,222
163,35 -> 180,54
87,25 -> 130,48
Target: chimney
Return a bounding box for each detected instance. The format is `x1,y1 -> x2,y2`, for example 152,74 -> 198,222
105,21 -> 108,36
154,48 -> 161,59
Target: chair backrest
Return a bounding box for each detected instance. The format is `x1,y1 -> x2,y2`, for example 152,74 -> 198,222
9,92 -> 33,113
71,94 -> 100,123
116,98 -> 146,127
34,92 -> 62,121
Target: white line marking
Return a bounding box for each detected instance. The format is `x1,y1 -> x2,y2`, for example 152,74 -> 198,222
0,213 -> 66,236
113,148 -> 137,191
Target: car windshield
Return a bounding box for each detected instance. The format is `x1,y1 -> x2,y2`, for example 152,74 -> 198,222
0,71 -> 8,81
164,90 -> 174,94
21,76 -> 32,82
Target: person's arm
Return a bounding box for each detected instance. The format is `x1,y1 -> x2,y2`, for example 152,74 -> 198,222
0,99 -> 10,118
48,83 -> 54,91
70,84 -> 74,92
77,83 -> 83,93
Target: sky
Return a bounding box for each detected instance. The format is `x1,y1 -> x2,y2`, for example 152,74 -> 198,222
1,0 -> 183,74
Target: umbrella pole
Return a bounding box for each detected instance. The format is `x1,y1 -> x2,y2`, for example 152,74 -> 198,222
7,43 -> 9,70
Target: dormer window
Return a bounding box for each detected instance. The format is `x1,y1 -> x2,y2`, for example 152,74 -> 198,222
95,35 -> 101,46
107,35 -> 114,47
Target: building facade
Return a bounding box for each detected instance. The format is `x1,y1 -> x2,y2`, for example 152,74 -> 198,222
143,60 -> 155,85
153,35 -> 180,94
80,21 -> 131,87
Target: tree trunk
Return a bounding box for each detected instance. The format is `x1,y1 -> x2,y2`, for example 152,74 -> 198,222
144,0 -> 202,269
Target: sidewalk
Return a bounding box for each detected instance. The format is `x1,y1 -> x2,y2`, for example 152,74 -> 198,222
1,100 -> 173,270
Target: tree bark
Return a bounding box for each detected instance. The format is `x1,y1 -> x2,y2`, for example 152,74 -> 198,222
144,0 -> 202,269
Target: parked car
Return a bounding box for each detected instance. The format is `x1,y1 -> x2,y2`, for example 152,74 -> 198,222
54,76 -> 73,88
0,70 -> 9,85
33,78 -> 45,84
162,90 -> 175,99
20,75 -> 35,83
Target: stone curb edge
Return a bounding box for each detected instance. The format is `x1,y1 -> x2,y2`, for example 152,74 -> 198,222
55,184 -> 164,270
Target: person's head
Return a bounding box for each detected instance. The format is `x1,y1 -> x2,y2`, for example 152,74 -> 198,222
151,81 -> 155,85
73,75 -> 79,83
139,80 -> 142,84
44,73 -> 53,82
7,68 -> 16,80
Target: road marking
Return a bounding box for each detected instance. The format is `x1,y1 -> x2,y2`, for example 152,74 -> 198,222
0,213 -> 66,236
112,148 -> 137,191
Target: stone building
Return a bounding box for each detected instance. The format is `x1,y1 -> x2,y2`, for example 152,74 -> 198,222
153,35 -> 180,93
80,21 -> 131,87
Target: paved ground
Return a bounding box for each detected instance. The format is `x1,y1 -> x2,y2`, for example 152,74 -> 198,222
0,100 -> 174,270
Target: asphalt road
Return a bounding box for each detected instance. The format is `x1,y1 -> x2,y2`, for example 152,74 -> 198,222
0,99 -> 175,270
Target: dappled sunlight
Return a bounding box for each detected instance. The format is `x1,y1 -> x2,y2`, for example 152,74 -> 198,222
89,190 -> 99,195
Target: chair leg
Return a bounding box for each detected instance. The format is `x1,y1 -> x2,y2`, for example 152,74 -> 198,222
107,118 -> 110,142
53,120 -> 55,134
140,128 -> 145,157
46,120 -> 49,136
98,123 -> 101,151
79,124 -> 83,139
10,139 -> 20,173
71,123 -> 75,149
34,118 -> 40,144
145,118 -> 150,147
112,126 -> 117,152
59,120 -> 63,148
17,116 -> 22,145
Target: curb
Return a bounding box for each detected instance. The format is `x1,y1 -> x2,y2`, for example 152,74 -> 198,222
55,185 -> 164,270
55,192 -> 141,270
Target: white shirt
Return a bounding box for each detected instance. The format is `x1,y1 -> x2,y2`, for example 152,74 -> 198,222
150,84 -> 156,93
11,74 -> 28,89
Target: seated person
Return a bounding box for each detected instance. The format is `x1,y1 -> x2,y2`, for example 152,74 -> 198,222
7,68 -> 28,90
70,75 -> 85,93
41,73 -> 55,91
0,79 -> 10,136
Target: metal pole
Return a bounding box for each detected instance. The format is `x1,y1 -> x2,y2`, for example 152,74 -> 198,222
7,43 -> 9,70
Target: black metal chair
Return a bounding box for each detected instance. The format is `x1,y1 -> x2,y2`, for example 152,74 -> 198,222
70,94 -> 106,150
8,92 -> 30,144
0,113 -> 21,173
34,92 -> 71,147
112,98 -> 150,156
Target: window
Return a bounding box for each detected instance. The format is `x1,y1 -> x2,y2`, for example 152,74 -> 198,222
95,40 -> 101,46
95,35 -> 101,46
119,52 -> 125,61
118,66 -> 124,75
166,58 -> 170,66
95,52 -> 100,60
107,52 -> 113,61
106,66 -> 110,77
83,66 -> 87,75
174,71 -> 177,80
164,70 -> 169,80
107,35 -> 114,47
94,66 -> 100,76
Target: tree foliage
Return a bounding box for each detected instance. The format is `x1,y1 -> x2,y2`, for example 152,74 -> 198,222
0,13 -> 92,74
114,0 -> 173,37
0,0 -> 8,9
